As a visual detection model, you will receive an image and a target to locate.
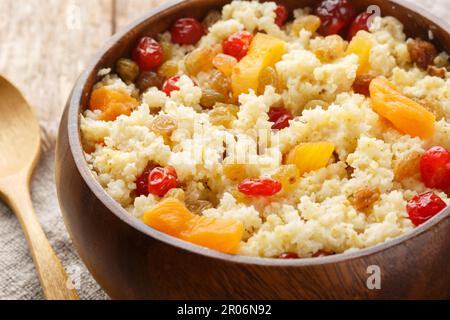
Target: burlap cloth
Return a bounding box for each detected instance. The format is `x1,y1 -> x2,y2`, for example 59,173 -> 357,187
0,0 -> 448,300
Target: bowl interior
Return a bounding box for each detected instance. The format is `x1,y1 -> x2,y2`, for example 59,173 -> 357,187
68,0 -> 450,266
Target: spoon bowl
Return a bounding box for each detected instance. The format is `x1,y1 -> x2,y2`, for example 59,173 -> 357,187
0,75 -> 78,300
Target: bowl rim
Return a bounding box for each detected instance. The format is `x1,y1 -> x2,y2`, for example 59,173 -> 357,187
66,0 -> 450,267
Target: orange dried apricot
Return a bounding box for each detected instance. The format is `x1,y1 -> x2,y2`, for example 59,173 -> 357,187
89,87 -> 139,121
369,78 -> 436,139
180,216 -> 244,254
143,199 -> 244,254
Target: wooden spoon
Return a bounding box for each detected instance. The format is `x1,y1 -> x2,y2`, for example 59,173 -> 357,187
0,75 -> 79,300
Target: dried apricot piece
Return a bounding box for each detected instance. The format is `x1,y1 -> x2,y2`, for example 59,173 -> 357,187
143,199 -> 194,237
89,87 -> 139,121
369,78 -> 436,139
180,216 -> 244,254
286,142 -> 335,175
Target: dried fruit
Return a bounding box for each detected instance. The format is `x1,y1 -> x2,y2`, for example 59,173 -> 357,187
406,192 -> 447,226
143,199 -> 194,237
180,215 -> 244,254
238,178 -> 282,197
268,105 -> 294,130
427,65 -> 446,78
278,252 -> 299,259
148,166 -> 179,197
286,142 -> 335,175
350,186 -> 381,211
116,58 -> 140,83
143,199 -> 244,254
315,0 -> 356,36
258,66 -> 280,95
312,35 -> 347,63
186,200 -> 213,215
223,164 -> 251,182
273,165 -> 300,193
151,115 -> 178,136
223,31 -> 254,61
200,89 -> 226,109
89,87 -> 139,121
132,37 -> 164,71
347,12 -> 373,40
135,169 -> 151,197
208,69 -> 232,96
369,78 -> 436,139
171,18 -> 204,45
352,74 -> 374,96
185,46 -> 216,75
157,60 -> 179,79
420,146 -> 450,189
164,188 -> 186,202
161,41 -> 173,61
347,31 -> 372,75
394,151 -> 422,182
213,54 -> 238,77
162,75 -> 181,96
291,15 -> 321,35
136,71 -> 165,92
232,33 -> 286,98
274,5 -> 289,27
209,104 -> 238,128
407,38 -> 437,70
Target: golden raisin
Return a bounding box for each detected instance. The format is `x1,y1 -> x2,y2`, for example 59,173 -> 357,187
352,74 -> 374,96
258,66 -> 279,95
116,58 -> 140,84
209,104 -> 239,128
427,65 -> 446,78
394,151 -> 422,182
137,71 -> 164,92
186,200 -> 213,215
213,54 -> 238,77
291,15 -> 321,35
151,115 -> 178,136
157,61 -> 179,79
407,38 -> 437,70
185,46 -> 216,76
161,41 -> 173,61
208,69 -> 232,97
350,186 -> 381,211
200,89 -> 226,109
311,35 -> 347,63
164,188 -> 186,202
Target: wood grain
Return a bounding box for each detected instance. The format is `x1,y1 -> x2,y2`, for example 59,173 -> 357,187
115,0 -> 165,32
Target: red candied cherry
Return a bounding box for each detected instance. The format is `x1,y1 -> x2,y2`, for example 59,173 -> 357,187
148,166 -> 179,197
278,252 -> 299,259
315,0 -> 357,36
162,75 -> 181,96
135,169 -> 151,197
347,12 -> 373,40
406,191 -> 447,226
171,18 -> 204,45
268,106 -> 294,130
238,178 -> 282,197
275,5 -> 289,27
420,146 -> 450,189
132,37 -> 164,71
222,31 -> 254,61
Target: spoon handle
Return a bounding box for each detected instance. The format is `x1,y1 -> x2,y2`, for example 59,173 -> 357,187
0,175 -> 79,300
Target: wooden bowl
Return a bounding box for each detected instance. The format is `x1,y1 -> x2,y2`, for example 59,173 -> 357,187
56,0 -> 450,299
